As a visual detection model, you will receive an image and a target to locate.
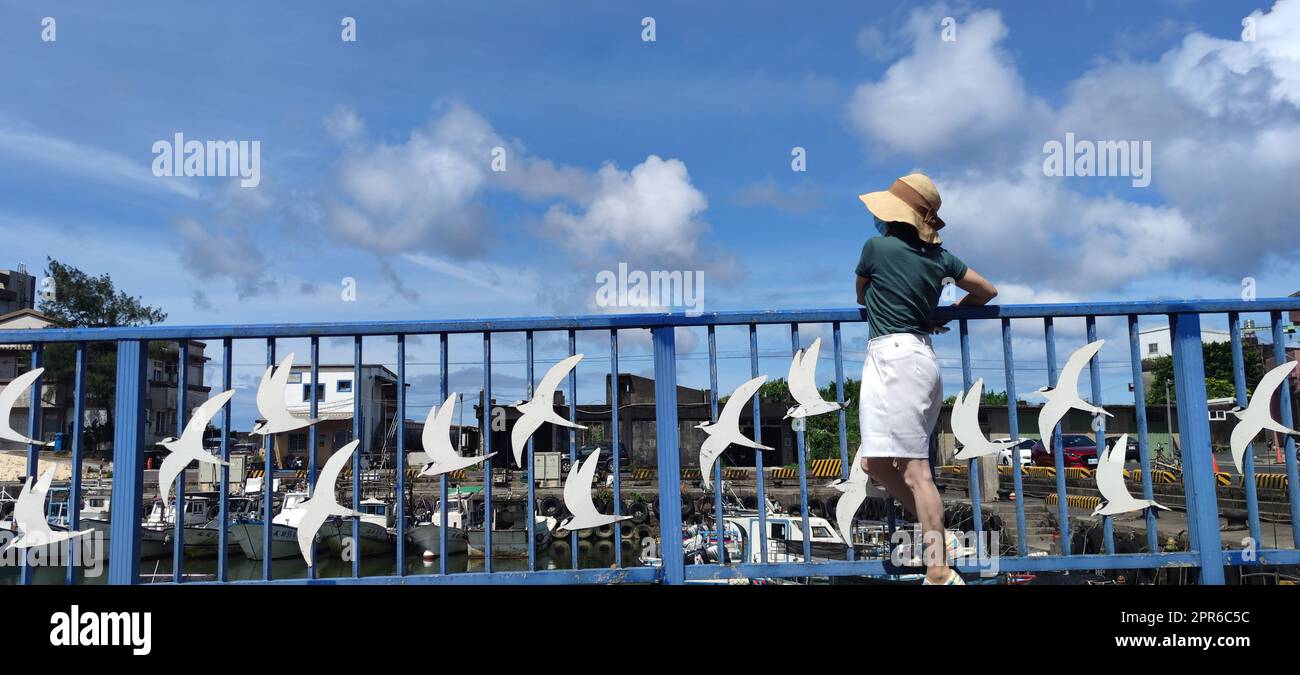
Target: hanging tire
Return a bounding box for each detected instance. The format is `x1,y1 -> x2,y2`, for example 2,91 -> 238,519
628,501 -> 649,524
595,539 -> 614,557
634,524 -> 655,541
681,499 -> 694,518
539,495 -> 561,518
824,494 -> 840,515
742,495 -> 758,510
808,497 -> 827,518
620,522 -> 635,539
551,539 -> 570,559
577,526 -> 594,540
787,502 -> 803,517
595,523 -> 614,540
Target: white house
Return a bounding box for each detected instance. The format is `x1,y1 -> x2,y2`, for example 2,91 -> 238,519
262,364 -> 397,468
1138,325 -> 1230,360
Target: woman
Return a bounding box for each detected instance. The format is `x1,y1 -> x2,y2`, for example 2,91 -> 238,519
854,173 -> 998,585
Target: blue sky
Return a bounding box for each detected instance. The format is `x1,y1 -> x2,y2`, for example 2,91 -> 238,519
2,1 -> 1297,428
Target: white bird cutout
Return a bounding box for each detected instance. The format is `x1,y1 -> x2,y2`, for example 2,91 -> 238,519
1032,340 -> 1111,457
510,354 -> 587,467
784,338 -> 850,419
951,378 -> 1016,461
157,389 -> 235,506
296,439 -> 365,567
559,448 -> 631,531
11,466 -> 90,548
1229,361 -> 1299,475
0,368 -> 53,447
697,375 -> 772,477
419,392 -> 495,477
829,447 -> 871,544
251,353 -> 318,436
1093,434 -> 1168,517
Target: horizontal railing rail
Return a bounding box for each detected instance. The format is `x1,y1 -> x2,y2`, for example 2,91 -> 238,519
1,297 -> 1296,586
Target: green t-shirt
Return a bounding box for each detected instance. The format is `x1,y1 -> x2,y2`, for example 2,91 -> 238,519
855,228 -> 968,340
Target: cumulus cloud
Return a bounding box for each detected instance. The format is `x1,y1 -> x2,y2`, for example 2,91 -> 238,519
848,0 -> 1300,295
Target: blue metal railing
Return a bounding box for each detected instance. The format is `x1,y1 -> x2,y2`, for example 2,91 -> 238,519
2,298 -> 1297,585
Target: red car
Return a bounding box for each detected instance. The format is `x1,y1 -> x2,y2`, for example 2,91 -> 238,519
1030,434 -> 1105,468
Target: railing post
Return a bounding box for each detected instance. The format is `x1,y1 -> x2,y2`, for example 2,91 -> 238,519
1168,313 -> 1225,584
651,326 -> 684,585
108,339 -> 147,585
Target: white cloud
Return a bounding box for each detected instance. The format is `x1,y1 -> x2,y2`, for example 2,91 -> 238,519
171,216 -> 274,297
323,104 -> 366,144
0,127 -> 201,200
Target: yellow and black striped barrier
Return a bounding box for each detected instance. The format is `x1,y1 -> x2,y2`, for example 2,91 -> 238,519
1063,467 -> 1094,480
997,464 -> 1027,476
722,468 -> 748,479
1024,466 -> 1056,479
1250,473 -> 1289,490
1044,493 -> 1103,509
247,469 -> 264,479
631,468 -> 656,481
1130,469 -> 1179,484
681,468 -> 702,481
771,467 -> 799,479
936,464 -> 966,476
1215,472 -> 1232,487
810,459 -> 842,478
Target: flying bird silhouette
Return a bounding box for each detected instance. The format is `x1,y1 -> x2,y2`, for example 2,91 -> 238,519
10,466 -> 91,549
419,393 -> 495,478
951,378 -> 1016,461
698,375 -> 772,477
828,447 -> 871,544
251,353 -> 318,436
157,389 -> 235,506
1092,434 -> 1168,517
1229,361 -> 1299,475
0,368 -> 53,447
509,354 -> 586,467
784,338 -> 850,419
559,448 -> 632,531
1032,340 -> 1111,461
295,439 -> 366,567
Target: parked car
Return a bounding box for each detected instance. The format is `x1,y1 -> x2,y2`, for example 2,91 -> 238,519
1030,433 -> 1106,468
561,442 -> 630,475
1105,434 -> 1142,462
993,438 -> 1036,466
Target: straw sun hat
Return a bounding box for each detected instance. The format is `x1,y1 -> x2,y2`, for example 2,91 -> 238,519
858,172 -> 946,245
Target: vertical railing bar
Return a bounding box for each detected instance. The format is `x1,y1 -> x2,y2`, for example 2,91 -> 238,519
217,338 -> 231,583
525,330 -> 536,571
651,326 -> 684,584
708,326 -> 723,565
173,340 -> 189,583
790,324 -> 812,563
749,324 -> 768,564
262,338 -> 274,582
396,334 -> 406,577
352,335 -> 362,578
958,319 -> 986,559
1227,313 -> 1262,547
832,322 -> 853,561
66,342 -> 87,585
1086,317 -> 1114,555
567,329 -> 578,569
108,339 -> 147,585
610,329 -> 623,567
1169,312 -> 1225,584
20,344 -> 42,585
1127,316 -> 1159,553
1001,319 -> 1028,557
1044,318 -> 1071,555
1270,311 -> 1300,544
482,331 -> 493,573
308,337 -> 319,579
438,333 -> 449,576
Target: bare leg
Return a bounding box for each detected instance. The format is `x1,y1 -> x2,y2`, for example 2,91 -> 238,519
863,457 -> 917,516
898,458 -> 951,583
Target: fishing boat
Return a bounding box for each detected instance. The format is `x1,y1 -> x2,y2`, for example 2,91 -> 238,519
230,491 -> 308,561
318,497 -> 398,557
430,489 -> 552,558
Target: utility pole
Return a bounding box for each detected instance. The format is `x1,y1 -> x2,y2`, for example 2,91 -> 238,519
1165,379 -> 1174,459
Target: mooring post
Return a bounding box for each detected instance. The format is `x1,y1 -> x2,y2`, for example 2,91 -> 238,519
1169,313 -> 1225,585
652,326 -> 685,585
108,339 -> 147,585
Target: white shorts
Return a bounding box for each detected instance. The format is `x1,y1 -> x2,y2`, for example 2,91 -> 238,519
858,333 -> 942,460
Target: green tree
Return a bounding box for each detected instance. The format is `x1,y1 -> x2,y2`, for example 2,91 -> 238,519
943,389 -> 1014,406
1146,340 -> 1264,404
746,377 -> 861,461
39,258 -> 167,453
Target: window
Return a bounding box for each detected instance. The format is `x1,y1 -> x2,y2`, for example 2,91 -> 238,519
1148,343 -> 1159,354
288,372 -> 302,384
289,433 -> 308,451
302,383 -> 325,402
337,379 -> 353,393
333,430 -> 352,448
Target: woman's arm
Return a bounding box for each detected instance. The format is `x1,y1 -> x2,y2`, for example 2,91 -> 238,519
855,275 -> 869,306
954,268 -> 997,307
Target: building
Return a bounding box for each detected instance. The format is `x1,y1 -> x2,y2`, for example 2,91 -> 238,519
1138,325 -> 1230,360
0,309 -> 69,451
261,363 -> 398,469
141,341 -> 212,446
0,264 -> 36,315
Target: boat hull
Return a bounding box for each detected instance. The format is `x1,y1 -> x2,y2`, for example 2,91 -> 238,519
230,520 -> 301,561
466,526 -> 552,559
318,519 -> 395,557
406,522 -> 469,557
